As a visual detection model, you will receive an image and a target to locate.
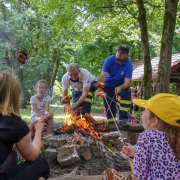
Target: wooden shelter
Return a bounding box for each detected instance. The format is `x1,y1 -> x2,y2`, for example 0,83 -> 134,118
131,53 -> 180,95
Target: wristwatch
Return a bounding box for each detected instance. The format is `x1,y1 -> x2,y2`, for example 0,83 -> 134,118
76,101 -> 79,106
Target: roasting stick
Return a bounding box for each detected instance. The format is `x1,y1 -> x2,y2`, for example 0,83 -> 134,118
101,92 -> 135,174
40,95 -> 65,123
102,90 -> 142,125
103,97 -> 124,144
95,83 -> 136,173
40,105 -> 61,123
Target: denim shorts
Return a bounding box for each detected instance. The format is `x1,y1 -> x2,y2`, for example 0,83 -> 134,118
31,115 -> 37,122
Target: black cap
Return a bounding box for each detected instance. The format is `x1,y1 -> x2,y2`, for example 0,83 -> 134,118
117,44 -> 129,54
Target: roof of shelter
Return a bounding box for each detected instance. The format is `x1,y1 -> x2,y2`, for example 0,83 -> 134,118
132,53 -> 180,82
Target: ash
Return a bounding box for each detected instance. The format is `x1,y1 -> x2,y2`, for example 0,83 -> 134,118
43,131 -> 131,178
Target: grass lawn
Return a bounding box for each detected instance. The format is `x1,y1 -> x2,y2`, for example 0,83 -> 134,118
20,104 -> 104,123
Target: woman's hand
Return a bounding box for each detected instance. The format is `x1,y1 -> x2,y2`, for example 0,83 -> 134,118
29,120 -> 46,136
28,120 -> 39,136
34,120 -> 45,133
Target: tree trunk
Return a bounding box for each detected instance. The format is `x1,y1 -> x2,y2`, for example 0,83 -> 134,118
12,51 -> 27,109
5,50 -> 12,67
136,0 -> 152,100
1,2 -> 7,21
155,0 -> 178,94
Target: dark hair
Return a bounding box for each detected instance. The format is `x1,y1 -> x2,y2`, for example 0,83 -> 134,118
149,111 -> 180,160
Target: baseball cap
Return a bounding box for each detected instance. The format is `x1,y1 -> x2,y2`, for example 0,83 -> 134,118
133,93 -> 180,127
117,44 -> 129,54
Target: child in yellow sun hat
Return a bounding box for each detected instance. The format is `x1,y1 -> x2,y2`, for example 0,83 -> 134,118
123,93 -> 180,180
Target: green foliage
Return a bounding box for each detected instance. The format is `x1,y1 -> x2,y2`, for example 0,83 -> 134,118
1,0 -> 180,108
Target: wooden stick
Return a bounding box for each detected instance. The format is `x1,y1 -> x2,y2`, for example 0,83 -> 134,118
129,160 -> 134,173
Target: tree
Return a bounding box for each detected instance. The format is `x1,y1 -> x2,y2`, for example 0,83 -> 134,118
155,0 -> 179,94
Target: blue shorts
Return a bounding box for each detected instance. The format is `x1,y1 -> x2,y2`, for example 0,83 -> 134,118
31,115 -> 37,122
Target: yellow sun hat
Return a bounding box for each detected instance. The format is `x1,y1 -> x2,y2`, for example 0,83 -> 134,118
130,87 -> 134,91
133,93 -> 180,127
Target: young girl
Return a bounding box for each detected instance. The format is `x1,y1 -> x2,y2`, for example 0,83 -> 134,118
101,93 -> 180,180
30,80 -> 53,138
0,72 -> 49,180
123,93 -> 180,180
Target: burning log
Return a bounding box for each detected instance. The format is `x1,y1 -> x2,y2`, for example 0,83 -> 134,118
70,107 -> 83,120
84,113 -> 107,132
59,107 -> 107,140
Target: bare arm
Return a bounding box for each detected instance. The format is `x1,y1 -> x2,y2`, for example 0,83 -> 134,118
15,120 -> 44,161
31,103 -> 45,119
44,101 -> 51,119
131,175 -> 140,180
71,87 -> 90,109
95,71 -> 108,97
62,89 -> 68,98
115,78 -> 131,94
98,71 -> 108,83
44,101 -> 50,113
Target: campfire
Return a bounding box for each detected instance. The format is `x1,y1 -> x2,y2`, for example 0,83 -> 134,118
43,105 -> 132,178
59,107 -> 107,139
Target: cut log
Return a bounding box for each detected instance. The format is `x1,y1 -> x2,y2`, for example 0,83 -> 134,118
93,123 -> 144,132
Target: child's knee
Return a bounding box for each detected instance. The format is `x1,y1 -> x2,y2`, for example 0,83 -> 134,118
35,117 -> 42,121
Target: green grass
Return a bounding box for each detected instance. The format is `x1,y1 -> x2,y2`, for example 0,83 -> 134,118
20,104 -> 104,123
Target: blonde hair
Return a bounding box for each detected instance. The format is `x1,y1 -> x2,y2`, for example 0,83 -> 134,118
0,72 -> 21,116
149,111 -> 180,160
34,80 -> 48,94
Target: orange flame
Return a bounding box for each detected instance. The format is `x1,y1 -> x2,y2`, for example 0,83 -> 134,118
59,107 -> 107,140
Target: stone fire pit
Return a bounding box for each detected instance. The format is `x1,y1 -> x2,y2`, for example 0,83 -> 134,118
43,131 -> 131,178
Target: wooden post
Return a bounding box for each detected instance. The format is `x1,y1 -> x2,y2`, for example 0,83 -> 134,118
177,79 -> 180,96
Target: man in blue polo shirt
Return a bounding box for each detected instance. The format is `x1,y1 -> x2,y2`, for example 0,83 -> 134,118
95,44 -> 133,126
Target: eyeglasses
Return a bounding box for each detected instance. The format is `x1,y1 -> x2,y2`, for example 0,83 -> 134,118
69,72 -> 79,77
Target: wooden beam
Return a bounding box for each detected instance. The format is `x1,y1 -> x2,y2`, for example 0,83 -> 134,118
94,123 -> 144,132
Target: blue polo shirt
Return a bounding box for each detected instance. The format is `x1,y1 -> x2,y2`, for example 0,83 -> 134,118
102,55 -> 133,87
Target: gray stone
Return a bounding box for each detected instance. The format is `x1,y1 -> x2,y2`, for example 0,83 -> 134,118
57,145 -> 80,166
45,147 -> 57,159
81,148 -> 92,161
91,144 -> 104,158
49,137 -> 66,148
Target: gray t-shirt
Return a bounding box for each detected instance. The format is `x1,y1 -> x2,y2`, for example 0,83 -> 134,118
62,68 -> 97,92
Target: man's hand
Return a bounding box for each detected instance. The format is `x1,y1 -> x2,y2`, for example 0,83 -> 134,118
95,88 -> 102,98
71,102 -> 78,110
114,86 -> 122,95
